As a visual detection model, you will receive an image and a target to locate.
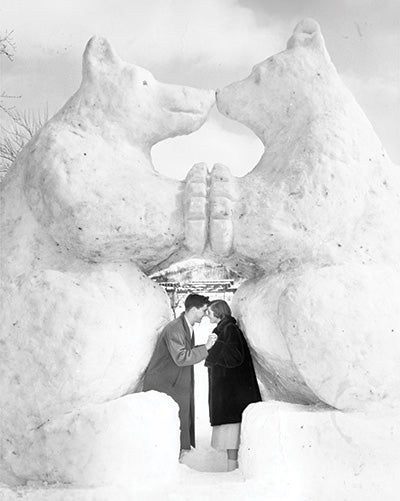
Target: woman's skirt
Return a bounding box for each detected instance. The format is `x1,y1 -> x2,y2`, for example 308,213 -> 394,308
211,422 -> 241,451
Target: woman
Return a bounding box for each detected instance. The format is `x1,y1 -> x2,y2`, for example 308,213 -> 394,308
205,299 -> 261,471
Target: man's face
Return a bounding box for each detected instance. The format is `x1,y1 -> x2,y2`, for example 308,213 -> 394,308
193,304 -> 208,324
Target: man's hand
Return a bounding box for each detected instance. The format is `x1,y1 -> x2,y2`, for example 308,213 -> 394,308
205,334 -> 218,350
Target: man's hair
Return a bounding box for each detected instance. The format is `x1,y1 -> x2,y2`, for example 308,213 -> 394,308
184,294 -> 209,311
208,299 -> 231,319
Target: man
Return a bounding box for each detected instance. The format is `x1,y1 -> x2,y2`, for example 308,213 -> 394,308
143,294 -> 217,451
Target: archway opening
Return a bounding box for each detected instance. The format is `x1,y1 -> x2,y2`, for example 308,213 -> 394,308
150,258 -> 246,472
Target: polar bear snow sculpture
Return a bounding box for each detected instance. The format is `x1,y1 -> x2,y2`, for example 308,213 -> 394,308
1,18 -> 400,489
216,18 -> 400,410
0,37 -> 214,485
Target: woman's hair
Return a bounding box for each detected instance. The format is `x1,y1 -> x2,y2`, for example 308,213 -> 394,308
208,299 -> 231,319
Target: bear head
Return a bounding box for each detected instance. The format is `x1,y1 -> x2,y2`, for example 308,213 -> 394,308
58,36 -> 215,146
216,19 -> 341,144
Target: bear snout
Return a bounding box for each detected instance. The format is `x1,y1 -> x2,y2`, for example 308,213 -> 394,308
161,86 -> 214,116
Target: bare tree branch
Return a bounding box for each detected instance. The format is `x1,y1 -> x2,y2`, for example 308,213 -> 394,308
0,30 -> 20,115
0,31 -> 49,180
0,108 -> 48,178
0,30 -> 16,61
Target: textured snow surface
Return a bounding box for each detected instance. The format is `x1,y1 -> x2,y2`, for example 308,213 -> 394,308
1,399 -> 400,501
240,401 -> 400,501
1,17 -> 400,498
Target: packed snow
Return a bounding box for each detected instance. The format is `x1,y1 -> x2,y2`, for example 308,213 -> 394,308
1,16 -> 400,501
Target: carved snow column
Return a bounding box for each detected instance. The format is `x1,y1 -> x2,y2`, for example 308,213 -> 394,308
184,163 -> 208,254
209,163 -> 237,256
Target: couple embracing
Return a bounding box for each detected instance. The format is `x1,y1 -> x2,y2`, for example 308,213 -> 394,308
143,294 -> 261,471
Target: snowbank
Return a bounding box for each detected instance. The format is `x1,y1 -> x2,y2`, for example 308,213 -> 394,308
2,392 -> 180,487
240,401 -> 400,501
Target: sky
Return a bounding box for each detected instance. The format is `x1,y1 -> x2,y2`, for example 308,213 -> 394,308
0,0 -> 399,178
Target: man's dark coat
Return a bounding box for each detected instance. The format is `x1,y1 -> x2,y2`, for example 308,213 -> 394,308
205,315 -> 261,426
143,313 -> 208,450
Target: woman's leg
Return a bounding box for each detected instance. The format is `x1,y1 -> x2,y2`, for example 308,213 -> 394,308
227,449 -> 238,471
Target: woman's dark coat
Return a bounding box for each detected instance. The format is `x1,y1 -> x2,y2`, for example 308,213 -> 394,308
205,315 -> 261,426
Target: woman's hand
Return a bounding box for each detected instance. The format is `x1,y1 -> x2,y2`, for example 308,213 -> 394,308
205,333 -> 218,350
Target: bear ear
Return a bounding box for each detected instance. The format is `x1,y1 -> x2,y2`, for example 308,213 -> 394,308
82,36 -> 120,79
286,18 -> 326,51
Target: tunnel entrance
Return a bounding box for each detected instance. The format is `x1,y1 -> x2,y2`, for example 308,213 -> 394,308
150,259 -> 245,472
150,258 -> 243,317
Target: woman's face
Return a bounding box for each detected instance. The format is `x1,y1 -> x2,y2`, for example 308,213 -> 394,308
207,308 -> 219,324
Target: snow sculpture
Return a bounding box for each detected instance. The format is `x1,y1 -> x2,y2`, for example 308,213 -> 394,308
216,18 -> 400,410
1,17 -> 400,491
0,36 -> 214,485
